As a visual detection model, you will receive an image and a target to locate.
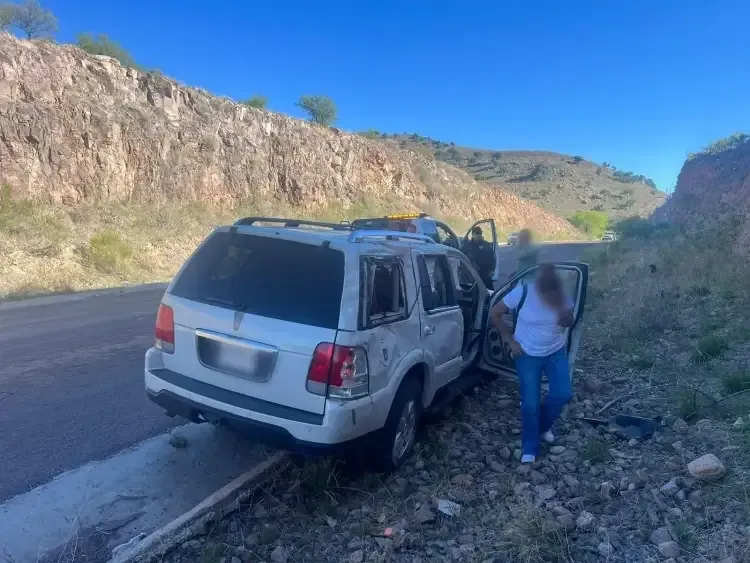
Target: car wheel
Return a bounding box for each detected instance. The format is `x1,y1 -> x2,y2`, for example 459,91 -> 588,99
375,377 -> 422,472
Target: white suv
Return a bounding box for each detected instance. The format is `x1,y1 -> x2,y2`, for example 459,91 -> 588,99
144,217 -> 588,470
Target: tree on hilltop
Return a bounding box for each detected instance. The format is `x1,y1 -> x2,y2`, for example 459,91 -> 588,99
296,95 -> 337,126
2,0 -> 56,38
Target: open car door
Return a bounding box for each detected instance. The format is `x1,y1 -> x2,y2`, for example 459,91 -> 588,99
461,219 -> 498,279
477,262 -> 589,379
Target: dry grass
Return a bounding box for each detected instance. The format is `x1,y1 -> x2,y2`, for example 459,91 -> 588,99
0,194 -> 577,300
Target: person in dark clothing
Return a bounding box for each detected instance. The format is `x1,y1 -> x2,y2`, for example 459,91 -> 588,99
462,226 -> 495,289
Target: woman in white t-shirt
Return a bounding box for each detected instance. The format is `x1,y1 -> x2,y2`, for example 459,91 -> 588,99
490,264 -> 574,464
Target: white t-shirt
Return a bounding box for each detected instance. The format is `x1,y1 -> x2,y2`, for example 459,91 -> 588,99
503,284 -> 573,357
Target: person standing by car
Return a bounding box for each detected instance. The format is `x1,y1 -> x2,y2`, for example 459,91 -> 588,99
515,229 -> 540,275
462,226 -> 495,289
489,264 -> 574,463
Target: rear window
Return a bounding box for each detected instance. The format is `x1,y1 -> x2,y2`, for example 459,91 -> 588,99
170,231 -> 345,329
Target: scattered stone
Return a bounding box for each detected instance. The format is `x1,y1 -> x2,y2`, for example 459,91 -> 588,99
687,454 -> 726,481
451,474 -> 474,486
733,417 -> 745,427
660,478 -> 680,495
562,475 -> 580,489
437,499 -> 461,517
576,511 -> 596,531
415,460 -> 425,470
557,513 -> 575,531
415,504 -> 436,524
259,525 -> 279,545
650,527 -> 673,545
550,445 -> 567,454
537,486 -> 556,501
231,557 -> 241,563
349,550 -> 364,563
498,447 -> 512,460
597,541 -> 614,557
600,481 -> 616,500
672,418 -> 689,433
269,546 -> 287,563
695,418 -> 712,430
657,541 -> 680,558
583,376 -> 603,393
168,434 -> 188,449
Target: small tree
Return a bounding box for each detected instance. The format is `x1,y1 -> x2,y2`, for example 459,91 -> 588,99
5,0 -> 56,38
569,210 -> 609,239
358,129 -> 379,139
242,95 -> 268,109
446,147 -> 460,160
0,5 -> 13,30
473,150 -> 483,159
491,151 -> 502,161
77,33 -> 137,68
296,95 -> 337,126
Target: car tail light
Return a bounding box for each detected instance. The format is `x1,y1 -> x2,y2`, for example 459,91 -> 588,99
154,304 -> 175,354
307,343 -> 369,399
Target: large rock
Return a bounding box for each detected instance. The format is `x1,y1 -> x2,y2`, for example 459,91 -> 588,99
687,454 -> 726,481
0,34 -> 575,238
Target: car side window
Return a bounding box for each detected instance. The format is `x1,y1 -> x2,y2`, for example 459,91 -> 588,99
417,254 -> 456,311
435,222 -> 459,248
447,256 -> 477,290
361,257 -> 406,328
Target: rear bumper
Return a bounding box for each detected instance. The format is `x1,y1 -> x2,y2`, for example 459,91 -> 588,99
144,348 -> 385,453
146,388 -> 361,455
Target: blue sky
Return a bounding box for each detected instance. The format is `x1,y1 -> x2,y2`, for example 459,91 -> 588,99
43,0 -> 750,192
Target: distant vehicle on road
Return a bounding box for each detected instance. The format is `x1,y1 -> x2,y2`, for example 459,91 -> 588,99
508,231 -> 520,245
144,217 -> 588,470
601,231 -> 617,242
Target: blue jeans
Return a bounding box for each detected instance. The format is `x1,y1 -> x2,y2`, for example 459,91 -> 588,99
515,346 -> 572,456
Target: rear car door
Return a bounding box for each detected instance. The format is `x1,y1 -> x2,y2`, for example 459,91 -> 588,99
412,250 -> 463,389
161,229 -> 348,417
478,262 -> 588,378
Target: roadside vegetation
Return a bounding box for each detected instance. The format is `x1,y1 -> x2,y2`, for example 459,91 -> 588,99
1,189 -> 556,300
568,210 -> 608,238
688,132 -> 750,160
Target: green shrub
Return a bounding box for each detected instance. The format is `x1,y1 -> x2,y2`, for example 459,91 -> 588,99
692,335 -> 728,364
86,230 -> 132,273
296,95 -> 337,126
569,210 -> 608,238
722,371 -> 750,394
581,438 -> 612,464
691,132 -> 750,159
357,129 -> 379,139
77,33 -> 138,68
242,95 -> 267,109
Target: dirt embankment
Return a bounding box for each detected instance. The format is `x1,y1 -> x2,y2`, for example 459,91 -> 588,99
657,140 -> 750,246
0,33 -> 573,238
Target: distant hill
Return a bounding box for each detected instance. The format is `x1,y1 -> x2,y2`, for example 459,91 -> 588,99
378,134 -> 667,220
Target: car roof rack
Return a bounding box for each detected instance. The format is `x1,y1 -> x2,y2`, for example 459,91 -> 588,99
234,217 -> 353,231
348,230 -> 434,244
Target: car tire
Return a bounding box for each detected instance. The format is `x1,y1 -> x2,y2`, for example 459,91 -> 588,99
374,377 -> 422,472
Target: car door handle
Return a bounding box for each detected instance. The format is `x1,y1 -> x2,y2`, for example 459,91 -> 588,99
424,325 -> 435,335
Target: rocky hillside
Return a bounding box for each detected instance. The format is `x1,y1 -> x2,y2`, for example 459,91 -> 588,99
382,134 -> 666,220
0,33 -> 573,238
658,135 -> 750,245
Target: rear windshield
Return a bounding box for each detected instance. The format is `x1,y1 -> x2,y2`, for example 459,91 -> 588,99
170,231 -> 345,329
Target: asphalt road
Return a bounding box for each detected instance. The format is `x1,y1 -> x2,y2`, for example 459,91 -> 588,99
0,288 -> 171,501
0,241 -> 597,503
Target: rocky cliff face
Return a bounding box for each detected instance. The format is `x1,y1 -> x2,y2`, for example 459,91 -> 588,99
659,140 -> 750,244
0,33 -> 573,236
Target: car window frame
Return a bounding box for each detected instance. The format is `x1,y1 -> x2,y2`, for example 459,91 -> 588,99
416,253 -> 458,314
358,255 -> 409,330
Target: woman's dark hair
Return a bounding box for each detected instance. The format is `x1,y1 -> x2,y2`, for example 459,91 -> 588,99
536,263 -> 562,295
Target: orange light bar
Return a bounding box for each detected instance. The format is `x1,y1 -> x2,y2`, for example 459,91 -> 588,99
384,212 -> 427,220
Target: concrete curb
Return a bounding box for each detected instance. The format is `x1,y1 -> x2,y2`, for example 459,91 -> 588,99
108,452 -> 290,563
0,282 -> 169,311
